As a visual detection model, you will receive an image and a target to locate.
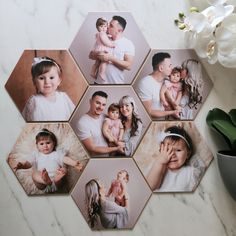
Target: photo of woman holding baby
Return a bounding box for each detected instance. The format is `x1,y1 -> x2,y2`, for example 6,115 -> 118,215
71,158 -> 151,229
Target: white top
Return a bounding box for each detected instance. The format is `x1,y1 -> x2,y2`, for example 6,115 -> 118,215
22,91 -> 75,121
96,36 -> 135,84
29,150 -> 65,178
136,75 -> 164,111
77,113 -> 108,156
180,94 -> 193,120
157,166 -> 195,192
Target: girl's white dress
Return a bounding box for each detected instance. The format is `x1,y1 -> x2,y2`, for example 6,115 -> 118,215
22,91 -> 75,121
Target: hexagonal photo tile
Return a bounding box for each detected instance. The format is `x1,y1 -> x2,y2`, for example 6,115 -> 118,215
7,123 -> 89,195
5,50 -> 88,122
133,121 -> 213,192
69,12 -> 150,84
133,49 -> 213,120
71,158 -> 152,230
69,86 -> 151,157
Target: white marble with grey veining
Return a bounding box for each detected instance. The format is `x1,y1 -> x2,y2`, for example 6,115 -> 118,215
0,0 -> 236,235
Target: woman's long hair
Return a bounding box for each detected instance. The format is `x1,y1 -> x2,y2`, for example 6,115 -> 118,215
85,179 -> 101,228
119,96 -> 142,137
182,59 -> 204,109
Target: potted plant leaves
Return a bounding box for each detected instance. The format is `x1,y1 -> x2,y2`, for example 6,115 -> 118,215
206,108 -> 236,200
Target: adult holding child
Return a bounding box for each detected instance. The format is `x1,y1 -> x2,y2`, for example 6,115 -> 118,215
89,15 -> 135,84
85,178 -> 129,229
136,52 -> 180,119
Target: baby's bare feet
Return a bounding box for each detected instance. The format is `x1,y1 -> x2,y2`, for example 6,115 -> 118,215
54,167 -> 67,186
41,168 -> 52,185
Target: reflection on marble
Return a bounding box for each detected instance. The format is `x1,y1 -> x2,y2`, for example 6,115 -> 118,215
0,0 -> 236,236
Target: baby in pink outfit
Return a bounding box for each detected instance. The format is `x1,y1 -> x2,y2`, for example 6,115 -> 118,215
90,18 -> 116,81
107,170 -> 129,206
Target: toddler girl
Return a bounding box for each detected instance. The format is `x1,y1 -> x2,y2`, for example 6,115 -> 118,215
160,67 -> 183,118
22,57 -> 75,121
147,126 -> 198,192
90,17 -> 115,81
107,170 -> 129,206
14,129 -> 83,193
102,103 -> 124,146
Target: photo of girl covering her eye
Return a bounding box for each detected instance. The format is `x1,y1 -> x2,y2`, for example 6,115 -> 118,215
134,121 -> 213,192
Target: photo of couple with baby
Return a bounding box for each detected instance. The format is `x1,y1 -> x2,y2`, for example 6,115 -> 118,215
70,87 -> 151,157
134,49 -> 213,120
71,158 -> 151,229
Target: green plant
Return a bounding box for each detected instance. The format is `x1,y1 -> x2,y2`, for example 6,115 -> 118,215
206,108 -> 236,152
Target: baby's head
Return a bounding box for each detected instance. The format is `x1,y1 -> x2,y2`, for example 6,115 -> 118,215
169,67 -> 181,83
161,126 -> 193,170
31,57 -> 62,95
117,170 -> 129,183
96,18 -> 108,33
107,103 -> 120,120
35,129 -> 57,155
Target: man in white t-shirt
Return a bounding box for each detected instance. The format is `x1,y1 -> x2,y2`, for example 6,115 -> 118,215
89,15 -> 135,84
76,91 -> 123,157
136,52 -> 180,119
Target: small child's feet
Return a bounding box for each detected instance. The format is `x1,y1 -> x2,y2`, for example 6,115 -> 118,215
41,168 -> 52,185
54,167 -> 67,186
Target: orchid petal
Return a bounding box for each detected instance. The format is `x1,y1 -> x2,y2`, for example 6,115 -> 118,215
218,49 -> 236,67
226,0 -> 236,6
221,13 -> 236,32
207,0 -> 227,5
184,12 -> 207,32
184,31 -> 198,47
216,26 -> 236,55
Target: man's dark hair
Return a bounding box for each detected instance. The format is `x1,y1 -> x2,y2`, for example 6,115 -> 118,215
113,15 -> 127,30
91,91 -> 108,99
152,52 -> 171,71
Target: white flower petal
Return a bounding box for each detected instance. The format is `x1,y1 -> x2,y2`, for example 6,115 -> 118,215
222,13 -> 236,32
216,26 -> 236,55
207,0 -> 227,5
202,5 -> 234,27
184,31 -> 198,47
218,50 -> 236,67
184,12 -> 207,32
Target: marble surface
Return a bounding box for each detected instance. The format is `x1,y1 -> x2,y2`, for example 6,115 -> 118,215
0,0 -> 236,235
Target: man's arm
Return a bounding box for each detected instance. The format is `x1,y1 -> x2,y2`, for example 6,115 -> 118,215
81,137 -> 121,155
97,53 -> 134,71
142,100 -> 180,118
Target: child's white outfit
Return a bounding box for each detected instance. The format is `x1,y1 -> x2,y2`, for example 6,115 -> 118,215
104,117 -> 123,141
29,149 -> 65,179
157,166 -> 196,192
22,91 -> 75,121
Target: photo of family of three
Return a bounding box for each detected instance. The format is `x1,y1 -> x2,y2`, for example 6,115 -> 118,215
70,87 -> 151,157
69,12 -> 150,84
134,121 -> 213,192
71,158 -> 151,229
134,50 -> 213,120
7,123 -> 89,195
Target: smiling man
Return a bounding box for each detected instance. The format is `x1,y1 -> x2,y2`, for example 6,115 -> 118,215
76,91 -> 123,156
89,15 -> 135,84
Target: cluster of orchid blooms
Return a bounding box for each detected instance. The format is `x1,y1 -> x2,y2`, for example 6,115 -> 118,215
175,0 -> 236,68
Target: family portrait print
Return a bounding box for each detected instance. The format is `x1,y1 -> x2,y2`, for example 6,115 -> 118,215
69,12 -> 150,84
133,121 -> 213,192
7,123 -> 89,195
133,49 -> 213,120
69,86 -> 151,157
71,158 -> 151,229
5,50 -> 87,122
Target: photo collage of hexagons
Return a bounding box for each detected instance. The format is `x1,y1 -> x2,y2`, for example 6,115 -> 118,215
5,12 -> 214,230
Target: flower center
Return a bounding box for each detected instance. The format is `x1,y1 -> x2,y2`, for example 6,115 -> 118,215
206,40 -> 216,57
